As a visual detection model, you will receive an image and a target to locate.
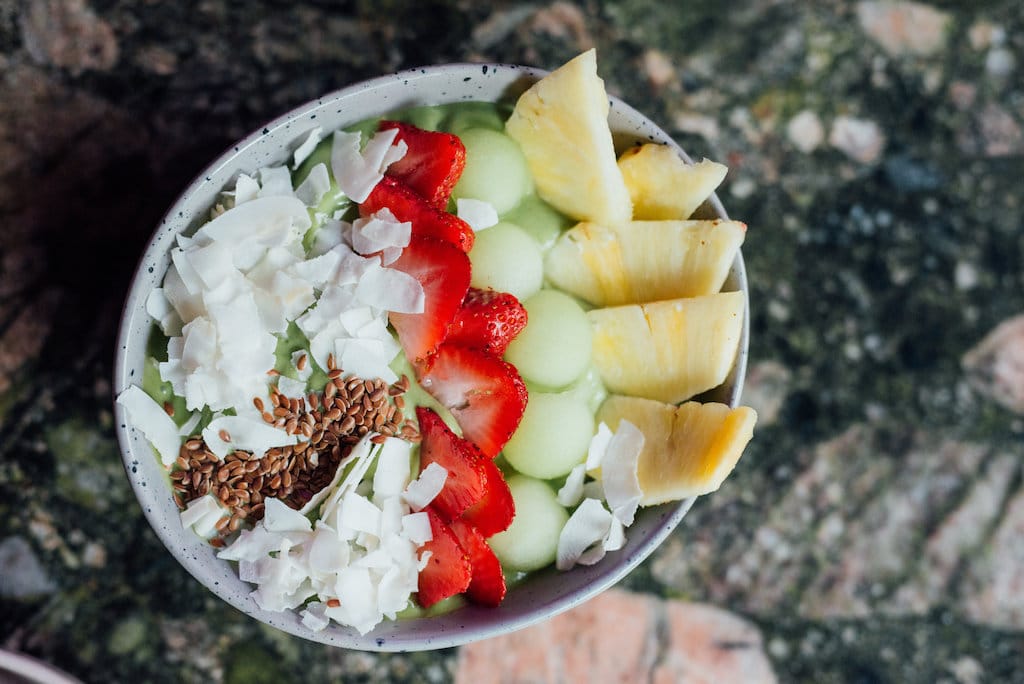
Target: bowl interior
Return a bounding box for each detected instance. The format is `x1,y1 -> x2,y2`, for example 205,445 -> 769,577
114,62 -> 749,651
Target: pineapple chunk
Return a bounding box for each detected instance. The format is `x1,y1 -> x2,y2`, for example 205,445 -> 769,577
506,49 -> 632,226
597,395 -> 756,504
544,219 -> 746,306
618,144 -> 728,220
588,293 -> 744,404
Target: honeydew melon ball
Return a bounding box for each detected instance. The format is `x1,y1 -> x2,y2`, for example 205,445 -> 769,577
488,474 -> 568,571
452,128 -> 533,215
468,221 -> 543,300
504,290 -> 592,388
503,392 -> 594,479
503,195 -> 573,252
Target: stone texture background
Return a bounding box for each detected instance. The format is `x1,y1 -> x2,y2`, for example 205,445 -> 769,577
1,0 -> 1023,682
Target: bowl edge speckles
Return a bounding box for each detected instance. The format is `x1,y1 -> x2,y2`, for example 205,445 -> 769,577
112,62 -> 749,652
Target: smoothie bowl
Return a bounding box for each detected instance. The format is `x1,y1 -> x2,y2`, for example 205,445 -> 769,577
114,51 -> 753,651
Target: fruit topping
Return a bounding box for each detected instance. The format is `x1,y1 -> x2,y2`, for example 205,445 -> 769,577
417,344 -> 528,458
449,519 -> 507,607
379,120 -> 466,209
460,455 -> 514,537
544,219 -> 747,306
416,407 -> 488,520
596,395 -> 757,504
587,293 -> 745,404
446,287 -> 528,357
417,509 -> 473,608
361,176 -> 475,253
387,236 -> 471,362
617,144 -> 728,221
505,48 -> 632,226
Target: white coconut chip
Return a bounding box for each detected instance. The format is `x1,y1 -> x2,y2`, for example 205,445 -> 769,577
287,249 -> 342,289
373,438 -> 412,500
179,494 -> 227,539
401,512 -> 432,545
350,208 -> 411,259
145,288 -> 181,336
257,165 -> 294,198
556,498 -> 614,571
334,337 -> 399,385
300,602 -> 330,632
263,497 -> 312,533
557,463 -> 587,508
116,385 -> 181,466
275,375 -> 308,401
232,173 -> 261,205
456,198 -> 499,231
403,462 -> 448,512
202,416 -> 299,459
294,162 -> 331,207
292,126 -> 324,169
601,420 -> 645,526
330,129 -> 406,203
354,262 -> 424,314
586,422 -> 614,472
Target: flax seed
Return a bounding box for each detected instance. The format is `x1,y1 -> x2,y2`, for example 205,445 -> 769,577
185,439 -> 203,451
326,598 -> 341,608
218,429 -> 231,443
163,401 -> 175,417
394,395 -> 405,410
296,353 -> 307,371
253,397 -> 265,412
267,368 -> 280,377
328,368 -> 343,380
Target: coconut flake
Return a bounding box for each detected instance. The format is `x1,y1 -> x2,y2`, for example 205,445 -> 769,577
258,166 -> 294,198
557,463 -> 587,507
146,288 -> 181,336
264,497 -> 313,533
290,350 -> 313,382
301,602 -> 330,632
276,375 -> 308,400
403,462 -> 448,512
457,198 -> 499,231
350,208 -> 411,259
233,173 -> 261,205
202,416 -> 299,459
586,422 -> 613,472
401,512 -> 432,545
601,420 -> 644,526
355,261 -> 424,314
557,498 -> 614,571
116,385 -> 181,466
177,410 -> 201,437
330,129 -> 406,203
373,438 -> 412,500
338,491 -> 382,538
334,337 -> 399,385
180,494 -> 227,538
292,126 -> 324,168
295,162 -> 331,207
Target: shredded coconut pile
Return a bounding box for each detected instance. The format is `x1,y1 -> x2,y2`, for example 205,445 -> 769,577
555,420 -> 644,571
218,436 -> 446,634
145,128 -> 418,417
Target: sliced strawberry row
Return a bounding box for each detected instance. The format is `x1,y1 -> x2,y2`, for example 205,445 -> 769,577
414,407 -> 512,608
417,509 -> 472,609
379,120 -> 466,210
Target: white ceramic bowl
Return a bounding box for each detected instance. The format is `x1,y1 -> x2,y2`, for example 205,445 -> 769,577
114,62 -> 749,652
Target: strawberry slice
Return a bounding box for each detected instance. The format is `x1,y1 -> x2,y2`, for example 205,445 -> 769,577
449,519 -> 507,607
446,288 -> 529,357
380,121 -> 466,209
388,236 -> 471,362
416,407 -> 488,520
361,176 -> 475,253
418,344 -> 528,458
462,456 -> 515,537
417,510 -> 472,609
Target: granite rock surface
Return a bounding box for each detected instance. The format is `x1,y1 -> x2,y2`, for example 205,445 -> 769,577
2,0 -> 1023,682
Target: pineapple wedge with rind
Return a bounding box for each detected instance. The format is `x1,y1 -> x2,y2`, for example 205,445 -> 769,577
618,144 -> 728,220
505,49 -> 632,226
597,395 -> 756,504
588,293 -> 744,404
544,219 -> 746,306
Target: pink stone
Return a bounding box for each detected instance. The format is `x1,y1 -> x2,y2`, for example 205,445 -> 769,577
963,315 -> 1024,413
455,590 -> 775,683
856,1 -> 951,58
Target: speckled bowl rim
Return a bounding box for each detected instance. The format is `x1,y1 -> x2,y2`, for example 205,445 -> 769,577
113,61 -> 749,652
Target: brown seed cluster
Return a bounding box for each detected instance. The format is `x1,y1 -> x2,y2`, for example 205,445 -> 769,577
170,361 -> 420,540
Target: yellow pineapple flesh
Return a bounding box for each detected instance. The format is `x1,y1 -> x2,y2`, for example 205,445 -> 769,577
544,219 -> 746,306
618,144 -> 728,220
587,293 -> 745,404
505,49 -> 632,226
597,395 -> 756,504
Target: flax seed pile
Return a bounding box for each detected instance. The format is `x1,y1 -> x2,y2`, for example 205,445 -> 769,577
168,355 -> 419,544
